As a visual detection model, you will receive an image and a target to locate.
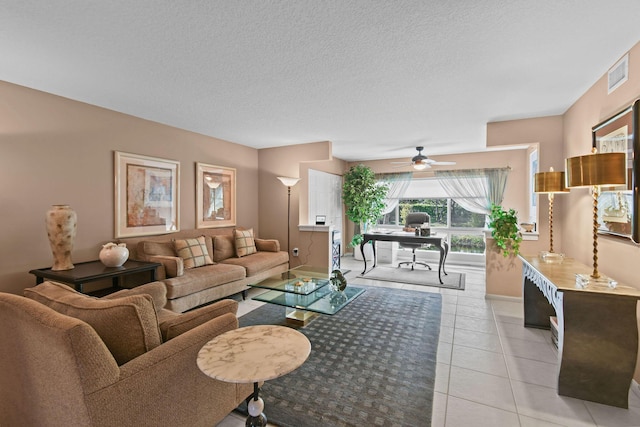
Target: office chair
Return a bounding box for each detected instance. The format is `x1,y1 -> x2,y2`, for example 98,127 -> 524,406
398,212 -> 432,271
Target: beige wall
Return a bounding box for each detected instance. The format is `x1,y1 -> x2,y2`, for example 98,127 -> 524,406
0,81 -> 260,294
257,142 -> 346,268
561,41 -> 640,287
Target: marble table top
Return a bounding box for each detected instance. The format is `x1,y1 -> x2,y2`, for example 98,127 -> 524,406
197,325 -> 311,383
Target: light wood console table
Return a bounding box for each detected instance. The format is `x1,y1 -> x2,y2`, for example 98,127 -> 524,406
519,254 -> 640,408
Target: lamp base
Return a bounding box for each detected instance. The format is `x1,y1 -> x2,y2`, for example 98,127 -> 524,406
539,251 -> 564,263
575,273 -> 618,289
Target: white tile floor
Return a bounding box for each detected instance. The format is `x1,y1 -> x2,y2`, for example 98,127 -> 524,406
217,256 -> 640,427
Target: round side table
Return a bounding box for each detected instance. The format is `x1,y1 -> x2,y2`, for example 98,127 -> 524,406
197,324 -> 311,426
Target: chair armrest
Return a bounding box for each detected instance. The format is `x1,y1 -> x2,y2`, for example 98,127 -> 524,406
159,299 -> 238,341
148,255 -> 184,278
255,238 -> 280,252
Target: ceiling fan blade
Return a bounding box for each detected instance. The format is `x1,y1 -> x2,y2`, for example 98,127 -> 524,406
390,161 -> 412,165
430,161 -> 456,166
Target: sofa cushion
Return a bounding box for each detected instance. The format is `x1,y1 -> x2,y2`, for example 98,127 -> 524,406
24,281 -> 162,365
137,240 -> 176,259
213,234 -> 235,262
173,236 -> 214,269
221,251 -> 289,277
163,264 -> 246,299
234,228 -> 257,257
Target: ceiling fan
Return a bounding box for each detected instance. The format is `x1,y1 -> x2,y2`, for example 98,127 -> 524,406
391,146 -> 456,170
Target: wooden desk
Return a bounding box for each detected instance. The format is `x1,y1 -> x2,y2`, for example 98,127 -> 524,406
519,254 -> 640,408
361,232 -> 449,284
29,259 -> 161,293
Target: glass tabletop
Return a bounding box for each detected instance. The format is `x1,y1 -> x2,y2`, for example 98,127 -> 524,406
249,265 -> 333,295
252,286 -> 365,315
249,265 -> 363,315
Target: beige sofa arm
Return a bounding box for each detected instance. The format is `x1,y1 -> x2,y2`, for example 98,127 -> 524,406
255,238 -> 280,252
159,299 -> 239,341
148,255 -> 184,279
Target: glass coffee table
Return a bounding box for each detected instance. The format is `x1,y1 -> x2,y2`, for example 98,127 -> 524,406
249,265 -> 364,326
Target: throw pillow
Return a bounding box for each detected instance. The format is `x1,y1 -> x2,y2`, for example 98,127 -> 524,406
213,234 -> 235,262
234,228 -> 257,257
173,236 -> 214,269
24,281 -> 162,365
103,281 -> 167,314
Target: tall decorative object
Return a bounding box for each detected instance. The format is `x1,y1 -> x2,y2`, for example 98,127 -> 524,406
534,167 -> 570,261
277,176 -> 301,262
45,204 -> 77,271
565,149 -> 626,279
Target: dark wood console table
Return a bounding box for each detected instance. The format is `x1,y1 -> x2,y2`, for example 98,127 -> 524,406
520,254 -> 640,408
30,260 -> 161,294
361,232 -> 449,284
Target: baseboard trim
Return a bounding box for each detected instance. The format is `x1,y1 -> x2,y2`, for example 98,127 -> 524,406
485,293 -> 522,303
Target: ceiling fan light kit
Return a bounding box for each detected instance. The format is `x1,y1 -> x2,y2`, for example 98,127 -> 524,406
392,146 -> 456,170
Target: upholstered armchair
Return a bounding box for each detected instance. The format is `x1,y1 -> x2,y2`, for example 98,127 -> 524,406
0,281 -> 253,426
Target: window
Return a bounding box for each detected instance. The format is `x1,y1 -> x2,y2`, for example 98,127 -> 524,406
377,178 -> 486,256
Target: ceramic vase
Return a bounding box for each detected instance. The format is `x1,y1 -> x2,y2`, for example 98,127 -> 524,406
45,204 -> 77,271
99,243 -> 129,267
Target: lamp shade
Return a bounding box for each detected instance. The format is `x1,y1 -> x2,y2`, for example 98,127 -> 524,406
277,176 -> 301,187
534,171 -> 569,193
565,152 -> 626,187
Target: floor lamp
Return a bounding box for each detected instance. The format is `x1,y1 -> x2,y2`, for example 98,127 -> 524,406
565,149 -> 626,280
277,176 -> 301,264
534,167 -> 569,262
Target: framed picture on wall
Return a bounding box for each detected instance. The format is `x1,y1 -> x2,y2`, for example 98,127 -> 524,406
592,99 -> 639,242
114,151 -> 180,238
196,163 -> 236,228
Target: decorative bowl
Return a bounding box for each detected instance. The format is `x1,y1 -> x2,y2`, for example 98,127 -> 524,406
520,223 -> 535,232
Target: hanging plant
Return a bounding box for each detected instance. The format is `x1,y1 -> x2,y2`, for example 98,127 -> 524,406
488,203 -> 522,257
342,164 -> 389,247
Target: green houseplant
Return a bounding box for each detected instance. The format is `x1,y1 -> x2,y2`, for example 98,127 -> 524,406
488,203 -> 522,257
342,164 -> 388,247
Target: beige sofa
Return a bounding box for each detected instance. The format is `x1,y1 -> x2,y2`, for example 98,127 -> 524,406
118,228 -> 289,312
1,281 -> 253,426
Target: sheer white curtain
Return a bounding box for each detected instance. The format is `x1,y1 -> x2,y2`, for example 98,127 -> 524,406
376,172 -> 413,214
434,168 -> 510,214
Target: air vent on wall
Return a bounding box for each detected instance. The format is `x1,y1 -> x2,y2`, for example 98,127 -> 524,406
608,54 -> 628,94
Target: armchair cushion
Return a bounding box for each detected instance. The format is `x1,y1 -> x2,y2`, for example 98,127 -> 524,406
159,299 -> 238,341
103,281 -> 168,313
24,281 -> 162,365
173,236 -> 214,269
234,228 -> 257,257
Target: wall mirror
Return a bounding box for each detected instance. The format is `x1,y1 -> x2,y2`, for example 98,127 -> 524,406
592,99 -> 640,243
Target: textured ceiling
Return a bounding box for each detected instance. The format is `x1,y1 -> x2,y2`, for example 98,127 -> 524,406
2,1 -> 640,162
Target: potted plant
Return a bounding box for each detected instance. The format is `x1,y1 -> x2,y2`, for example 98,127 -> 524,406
488,203 -> 522,257
342,164 -> 388,252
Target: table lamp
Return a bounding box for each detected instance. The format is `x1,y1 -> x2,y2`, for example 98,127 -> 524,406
534,167 -> 569,262
565,148 -> 626,279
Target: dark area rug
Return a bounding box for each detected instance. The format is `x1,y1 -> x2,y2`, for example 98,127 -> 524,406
238,286 -> 442,427
358,266 -> 465,290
